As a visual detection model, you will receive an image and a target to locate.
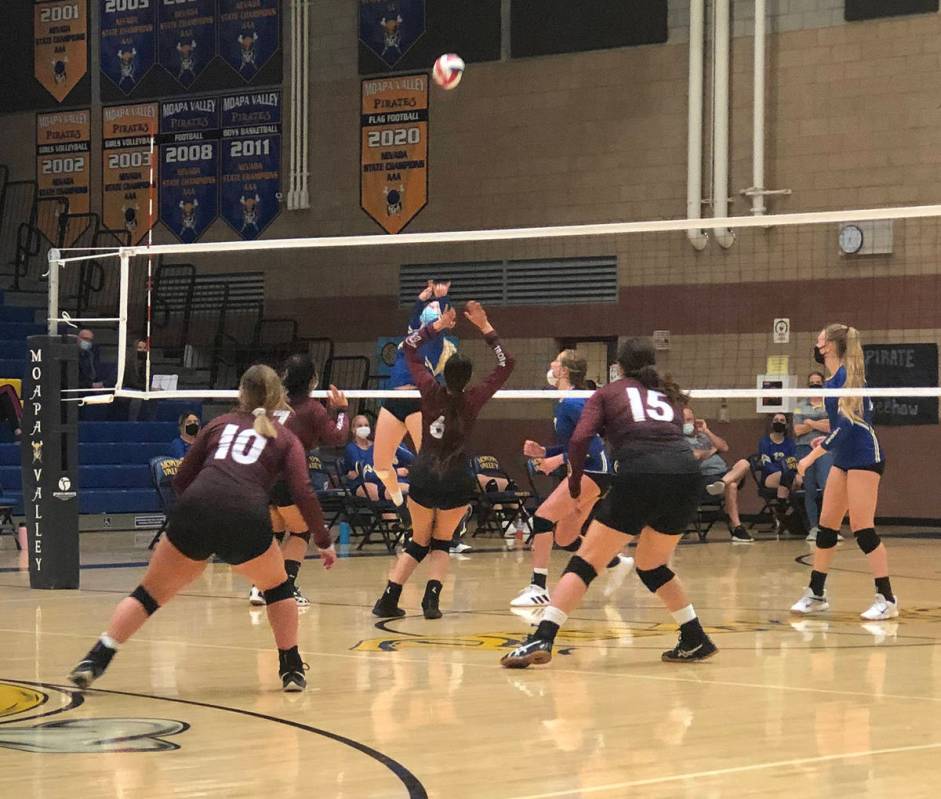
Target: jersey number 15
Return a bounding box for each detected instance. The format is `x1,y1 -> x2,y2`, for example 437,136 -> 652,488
625,388 -> 675,422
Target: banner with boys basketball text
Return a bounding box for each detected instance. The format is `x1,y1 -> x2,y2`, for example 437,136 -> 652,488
102,103 -> 158,245
36,110 -> 91,241
34,0 -> 88,103
361,73 -> 428,234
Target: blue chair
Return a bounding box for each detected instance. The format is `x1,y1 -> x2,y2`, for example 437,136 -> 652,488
148,456 -> 181,549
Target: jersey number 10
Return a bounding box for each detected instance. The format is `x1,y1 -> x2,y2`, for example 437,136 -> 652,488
625,388 -> 675,422
214,424 -> 267,464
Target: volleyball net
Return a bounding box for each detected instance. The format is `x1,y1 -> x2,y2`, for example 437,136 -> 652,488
48,202 -> 941,414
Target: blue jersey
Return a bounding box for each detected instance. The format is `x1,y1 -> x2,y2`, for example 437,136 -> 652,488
547,397 -> 609,474
343,442 -> 414,487
821,366 -> 882,469
387,295 -> 453,388
758,435 -> 797,478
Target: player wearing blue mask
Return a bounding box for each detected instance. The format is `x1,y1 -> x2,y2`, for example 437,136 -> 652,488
792,323 -> 895,621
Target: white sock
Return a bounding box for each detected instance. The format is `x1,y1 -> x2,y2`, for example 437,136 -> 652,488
542,606 -> 568,627
100,634 -> 120,651
671,605 -> 697,626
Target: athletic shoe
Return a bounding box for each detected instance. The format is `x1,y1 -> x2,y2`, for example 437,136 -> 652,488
279,650 -> 308,693
730,526 -> 754,545
292,586 -> 311,607
372,596 -> 406,618
805,526 -> 819,543
68,640 -> 117,689
449,542 -> 473,554
860,593 -> 899,621
249,586 -> 266,606
500,636 -> 553,668
705,480 -> 727,497
603,555 -> 636,598
661,635 -> 718,663
510,584 -> 551,607
422,583 -> 443,620
790,587 -> 830,615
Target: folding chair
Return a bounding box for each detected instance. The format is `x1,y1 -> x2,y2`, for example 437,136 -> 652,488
307,452 -> 346,529
746,453 -> 803,536
0,479 -> 18,550
470,455 -> 531,538
148,456 -> 181,549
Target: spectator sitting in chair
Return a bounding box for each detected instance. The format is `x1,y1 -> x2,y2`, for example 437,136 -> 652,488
344,415 -> 413,498
77,328 -> 104,390
115,338 -> 157,422
793,371 -> 834,543
682,406 -> 730,483
706,413 -> 801,543
169,412 -> 200,458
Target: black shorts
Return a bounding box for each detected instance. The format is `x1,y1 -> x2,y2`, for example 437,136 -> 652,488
595,446 -> 702,536
381,396 -> 421,423
833,460 -> 886,476
167,492 -> 274,565
408,458 -> 477,510
269,479 -> 294,508
584,471 -> 612,495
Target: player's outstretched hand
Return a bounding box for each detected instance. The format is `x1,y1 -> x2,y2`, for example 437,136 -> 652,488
433,280 -> 451,298
318,544 -> 337,570
419,280 -> 435,301
433,306 -> 457,331
328,385 -> 348,410
523,439 -> 546,458
464,301 -> 493,333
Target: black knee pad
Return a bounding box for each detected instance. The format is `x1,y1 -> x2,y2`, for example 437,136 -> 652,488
264,579 -> 294,605
404,539 -> 430,562
855,527 -> 881,555
636,565 -> 675,594
562,555 -> 597,587
273,532 -> 285,544
430,539 -> 451,552
130,585 -> 160,616
558,536 -> 582,552
531,515 -> 555,535
816,526 -> 839,549
290,531 -> 312,544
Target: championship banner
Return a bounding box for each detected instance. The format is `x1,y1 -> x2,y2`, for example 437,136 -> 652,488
221,91 -> 281,239
100,0 -> 157,95
34,0 -> 88,103
158,0 -> 215,89
102,103 -> 159,245
159,97 -> 220,243
361,74 -> 429,234
359,0 -> 425,68
219,0 -> 280,80
36,110 -> 90,241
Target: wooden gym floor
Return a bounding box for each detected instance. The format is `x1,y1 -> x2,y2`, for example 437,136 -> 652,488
1,530 -> 941,798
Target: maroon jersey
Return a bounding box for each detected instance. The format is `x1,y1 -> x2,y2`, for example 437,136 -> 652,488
405,324 -> 515,460
569,378 -> 694,484
173,412 -> 330,548
278,394 -> 349,450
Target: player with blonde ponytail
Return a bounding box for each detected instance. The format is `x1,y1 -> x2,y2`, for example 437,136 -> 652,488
791,324 -> 895,621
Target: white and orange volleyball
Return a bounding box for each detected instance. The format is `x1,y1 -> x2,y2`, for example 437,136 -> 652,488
432,54 -> 465,90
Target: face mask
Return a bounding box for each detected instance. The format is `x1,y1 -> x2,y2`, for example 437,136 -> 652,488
184,423 -> 199,436
813,345 -> 826,365
808,383 -> 822,390
420,302 -> 441,327
772,421 -> 787,434
355,426 -> 371,439
546,368 -> 559,388
682,422 -> 695,436
79,339 -> 92,351
137,351 -> 147,362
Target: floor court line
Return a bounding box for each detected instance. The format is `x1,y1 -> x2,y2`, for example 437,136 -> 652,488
5,625 -> 941,706
501,740 -> 941,799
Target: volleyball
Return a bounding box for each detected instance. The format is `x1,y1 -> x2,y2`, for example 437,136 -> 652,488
432,54 -> 465,90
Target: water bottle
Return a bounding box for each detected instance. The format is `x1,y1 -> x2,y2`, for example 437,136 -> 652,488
338,521 -> 351,547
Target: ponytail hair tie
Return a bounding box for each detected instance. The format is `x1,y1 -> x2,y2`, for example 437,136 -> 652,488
252,407 -> 267,418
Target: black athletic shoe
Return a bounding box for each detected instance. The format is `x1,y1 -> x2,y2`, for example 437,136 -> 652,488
661,635 -> 718,663
68,640 -> 117,689
422,583 -> 443,620
281,668 -> 308,692
372,596 -> 406,618
278,648 -> 309,692
500,636 -> 554,668
730,526 -> 754,545
394,502 -> 412,530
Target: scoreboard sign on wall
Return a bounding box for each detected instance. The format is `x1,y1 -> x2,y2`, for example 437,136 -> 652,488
36,110 -> 91,239
102,103 -> 158,244
34,0 -> 89,103
361,74 -> 428,234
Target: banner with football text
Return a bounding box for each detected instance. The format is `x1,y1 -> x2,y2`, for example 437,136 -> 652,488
34,0 -> 89,103
36,110 -> 91,240
220,91 -> 281,239
102,103 -> 159,245
158,97 -> 220,243
100,0 -> 157,95
361,73 -> 429,234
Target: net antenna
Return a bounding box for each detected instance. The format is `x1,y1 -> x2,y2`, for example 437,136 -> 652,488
50,202 -> 941,404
